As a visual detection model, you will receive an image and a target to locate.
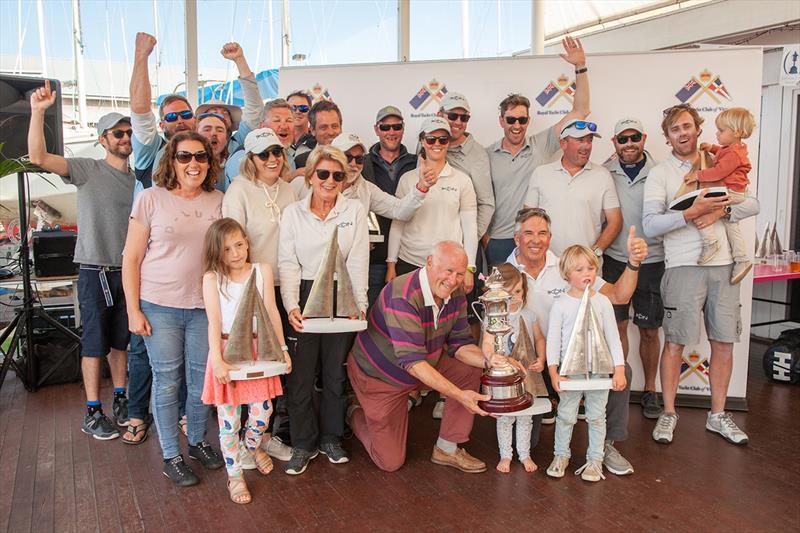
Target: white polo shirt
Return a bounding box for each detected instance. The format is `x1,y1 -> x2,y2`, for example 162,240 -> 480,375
507,248 -> 605,335
524,160 -> 620,256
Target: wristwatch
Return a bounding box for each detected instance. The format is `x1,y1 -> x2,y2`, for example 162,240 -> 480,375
593,246 -> 603,257
467,265 -> 477,274
723,205 -> 732,220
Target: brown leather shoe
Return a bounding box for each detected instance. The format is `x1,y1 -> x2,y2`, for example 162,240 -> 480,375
431,445 -> 487,473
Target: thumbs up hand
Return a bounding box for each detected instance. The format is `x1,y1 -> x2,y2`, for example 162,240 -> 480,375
626,225 -> 648,266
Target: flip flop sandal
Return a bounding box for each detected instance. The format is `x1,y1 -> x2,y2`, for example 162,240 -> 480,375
122,422 -> 149,445
227,477 -> 252,505
254,448 -> 274,475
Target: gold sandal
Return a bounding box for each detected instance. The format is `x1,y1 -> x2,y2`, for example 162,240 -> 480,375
254,448 -> 273,475
227,477 -> 252,505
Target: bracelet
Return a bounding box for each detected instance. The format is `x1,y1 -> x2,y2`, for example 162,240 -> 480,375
280,345 -> 289,352
625,261 -> 640,272
575,66 -> 588,75
416,183 -> 429,193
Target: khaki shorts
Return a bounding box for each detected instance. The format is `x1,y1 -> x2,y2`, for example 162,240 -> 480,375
661,265 -> 741,345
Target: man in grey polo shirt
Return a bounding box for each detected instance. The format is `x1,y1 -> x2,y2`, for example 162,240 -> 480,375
524,120 -> 622,257
602,118 -> 664,421
484,36 -> 591,266
643,104 -> 759,446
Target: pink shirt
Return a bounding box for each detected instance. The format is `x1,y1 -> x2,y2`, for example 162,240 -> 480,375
131,186 -> 223,309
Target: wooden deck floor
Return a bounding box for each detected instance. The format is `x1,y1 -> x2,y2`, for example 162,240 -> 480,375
1,341 -> 798,532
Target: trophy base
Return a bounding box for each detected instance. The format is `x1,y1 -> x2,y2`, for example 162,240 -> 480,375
302,318 -> 368,333
228,360 -> 288,381
559,377 -> 612,391
479,392 -> 532,414
502,396 -> 552,417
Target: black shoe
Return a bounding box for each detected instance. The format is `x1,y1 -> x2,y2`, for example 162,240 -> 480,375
163,455 -> 200,487
285,448 -> 319,475
313,375 -> 323,393
577,401 -> 586,421
188,441 -> 224,470
641,391 -> 663,420
112,396 -> 129,427
81,411 -> 120,440
319,442 -> 350,464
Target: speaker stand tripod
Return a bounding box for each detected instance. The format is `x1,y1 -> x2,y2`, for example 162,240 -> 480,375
0,171 -> 81,393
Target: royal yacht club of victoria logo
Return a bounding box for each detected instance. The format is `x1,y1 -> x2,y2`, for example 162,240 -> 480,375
534,73 -> 576,115
674,69 -> 733,113
408,78 -> 449,117
679,351 -> 711,391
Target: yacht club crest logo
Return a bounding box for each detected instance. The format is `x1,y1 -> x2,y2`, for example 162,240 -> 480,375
675,69 -> 732,105
409,79 -> 449,110
680,351 -> 710,384
309,83 -> 332,104
535,74 -> 576,108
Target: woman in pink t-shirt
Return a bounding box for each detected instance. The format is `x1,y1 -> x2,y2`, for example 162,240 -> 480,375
122,131 -> 224,487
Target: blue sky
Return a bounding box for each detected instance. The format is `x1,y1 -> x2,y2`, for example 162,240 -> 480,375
1,0 -> 537,73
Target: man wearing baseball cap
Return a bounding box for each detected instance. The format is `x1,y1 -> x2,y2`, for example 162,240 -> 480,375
362,106 -> 418,307
28,82 -> 136,441
524,119 -> 622,257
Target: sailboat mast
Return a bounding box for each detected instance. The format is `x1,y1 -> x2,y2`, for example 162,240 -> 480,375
152,0 -> 160,97
281,0 -> 290,67
71,0 -> 88,129
36,0 -> 47,77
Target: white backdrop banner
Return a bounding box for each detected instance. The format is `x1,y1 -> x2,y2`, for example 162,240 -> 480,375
280,47 -> 763,400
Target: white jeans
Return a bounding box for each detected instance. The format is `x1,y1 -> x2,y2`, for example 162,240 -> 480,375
554,385 -> 609,462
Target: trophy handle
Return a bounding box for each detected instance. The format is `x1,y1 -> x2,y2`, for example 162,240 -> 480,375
471,301 -> 485,322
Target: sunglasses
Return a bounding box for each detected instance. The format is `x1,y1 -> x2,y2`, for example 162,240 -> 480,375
197,111 -> 226,122
424,135 -> 449,146
254,146 -> 284,160
616,132 -> 643,144
562,121 -> 597,134
108,129 -> 133,139
174,150 -> 209,164
292,104 -> 310,113
662,103 -> 693,116
163,110 -> 194,122
446,112 -> 470,123
505,116 -> 530,125
346,154 -> 366,164
378,123 -> 404,132
315,169 -> 346,182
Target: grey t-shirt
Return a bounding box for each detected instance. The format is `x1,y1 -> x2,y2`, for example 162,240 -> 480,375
63,158 -> 135,267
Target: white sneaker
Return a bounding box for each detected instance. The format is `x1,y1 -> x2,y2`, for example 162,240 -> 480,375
239,445 -> 256,470
575,459 -> 605,482
698,241 -> 720,265
706,412 -> 748,445
546,455 -> 569,478
432,398 -> 445,420
652,412 -> 679,444
730,261 -> 752,285
261,435 -> 293,461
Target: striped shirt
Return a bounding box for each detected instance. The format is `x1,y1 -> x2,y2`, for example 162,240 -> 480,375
351,267 -> 475,386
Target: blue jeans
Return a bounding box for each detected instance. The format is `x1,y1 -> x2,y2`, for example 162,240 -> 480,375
140,301 -> 210,459
485,238 -> 517,268
367,264 -> 387,309
127,333 -> 152,421
554,379 -> 609,462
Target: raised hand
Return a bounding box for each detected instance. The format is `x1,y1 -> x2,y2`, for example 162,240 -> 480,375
626,225 -> 648,266
221,42 -> 244,61
559,35 -> 586,67
30,80 -> 56,112
134,32 -> 157,58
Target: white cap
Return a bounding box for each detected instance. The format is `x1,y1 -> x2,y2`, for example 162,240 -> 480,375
244,128 -> 283,154
559,119 -> 602,140
420,116 -> 451,135
440,92 -> 470,112
332,132 -> 367,153
96,112 -> 130,136
613,117 -> 645,136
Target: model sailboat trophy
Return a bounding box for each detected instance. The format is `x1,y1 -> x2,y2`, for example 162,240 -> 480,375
558,286 -> 615,390
224,270 -> 289,381
669,149 -> 728,211
301,228 -> 368,333
474,268 -> 549,414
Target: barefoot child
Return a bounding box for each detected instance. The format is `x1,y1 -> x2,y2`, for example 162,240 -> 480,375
545,245 -> 626,482
683,107 -> 756,283
481,263 -> 547,474
201,218 -> 292,504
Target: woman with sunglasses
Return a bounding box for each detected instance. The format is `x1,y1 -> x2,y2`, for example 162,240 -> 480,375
386,117 -> 478,292
122,131 -> 225,487
278,145 -> 369,475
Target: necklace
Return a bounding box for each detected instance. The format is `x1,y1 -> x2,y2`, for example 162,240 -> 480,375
261,181 -> 281,222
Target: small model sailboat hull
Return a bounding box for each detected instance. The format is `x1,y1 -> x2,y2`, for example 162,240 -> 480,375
558,286 -> 614,391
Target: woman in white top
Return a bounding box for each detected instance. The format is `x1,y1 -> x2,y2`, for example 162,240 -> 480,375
386,116 -> 478,292
278,145 -> 369,474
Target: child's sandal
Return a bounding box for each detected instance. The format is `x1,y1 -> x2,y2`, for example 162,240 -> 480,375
227,477 -> 252,505
254,448 -> 273,475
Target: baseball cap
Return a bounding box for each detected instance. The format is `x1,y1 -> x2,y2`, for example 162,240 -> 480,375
613,118 -> 645,136
96,112 -> 130,136
420,116 -> 451,135
375,105 -> 403,123
196,100 -> 243,131
244,128 -> 283,154
332,132 -> 367,153
559,119 -> 602,140
440,92 -> 470,112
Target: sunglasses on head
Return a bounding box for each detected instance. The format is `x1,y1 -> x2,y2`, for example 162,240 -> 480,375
505,116 -> 529,125
562,121 -> 597,135
254,146 -> 284,160
292,104 -> 310,113
378,123 -> 404,132
163,110 -> 194,123
197,112 -> 226,122
662,102 -> 693,116
446,112 -> 470,123
424,135 -> 449,146
616,132 -> 643,144
315,169 -> 346,182
174,150 -> 209,164
346,153 -> 365,164
108,129 -> 133,139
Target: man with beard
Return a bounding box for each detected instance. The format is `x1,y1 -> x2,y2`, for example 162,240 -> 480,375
288,90 -> 314,158
643,104 -> 759,446
602,119 -> 664,427
524,120 -> 622,257
28,82 -> 136,440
